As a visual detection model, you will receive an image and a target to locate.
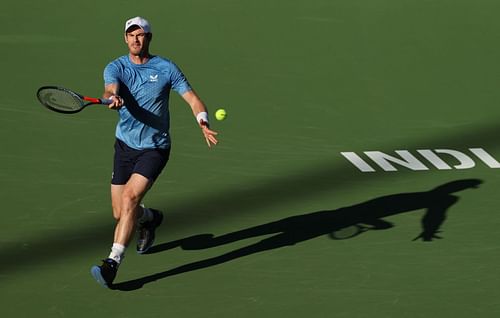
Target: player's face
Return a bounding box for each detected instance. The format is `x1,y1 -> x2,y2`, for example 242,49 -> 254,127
125,27 -> 151,56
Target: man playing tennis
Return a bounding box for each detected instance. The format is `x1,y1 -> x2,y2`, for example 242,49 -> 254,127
91,16 -> 218,288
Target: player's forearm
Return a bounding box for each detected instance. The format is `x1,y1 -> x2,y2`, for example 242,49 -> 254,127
182,90 -> 210,127
103,83 -> 123,109
191,99 -> 208,117
103,83 -> 120,99
182,90 -> 207,115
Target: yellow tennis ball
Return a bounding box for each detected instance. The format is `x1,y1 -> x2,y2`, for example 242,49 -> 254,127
215,108 -> 227,121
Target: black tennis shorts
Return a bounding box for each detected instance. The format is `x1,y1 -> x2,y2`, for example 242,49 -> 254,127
111,139 -> 171,185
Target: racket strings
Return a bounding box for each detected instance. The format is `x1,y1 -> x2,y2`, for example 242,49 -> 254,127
38,88 -> 83,111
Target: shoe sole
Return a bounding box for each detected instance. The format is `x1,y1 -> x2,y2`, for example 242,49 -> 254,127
90,266 -> 110,288
137,212 -> 163,254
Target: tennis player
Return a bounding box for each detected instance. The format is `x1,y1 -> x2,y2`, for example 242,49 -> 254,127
91,16 -> 218,288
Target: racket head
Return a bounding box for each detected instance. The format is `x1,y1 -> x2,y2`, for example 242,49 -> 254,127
37,86 -> 85,114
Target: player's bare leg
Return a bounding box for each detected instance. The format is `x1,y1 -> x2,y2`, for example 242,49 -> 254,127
91,173 -> 153,288
112,173 -> 151,246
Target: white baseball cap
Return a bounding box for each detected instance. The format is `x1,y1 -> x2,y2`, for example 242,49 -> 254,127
124,16 -> 151,33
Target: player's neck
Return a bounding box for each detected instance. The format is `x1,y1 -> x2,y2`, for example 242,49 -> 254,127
129,52 -> 151,65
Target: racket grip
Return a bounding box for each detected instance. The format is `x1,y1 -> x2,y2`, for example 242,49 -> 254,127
101,98 -> 113,105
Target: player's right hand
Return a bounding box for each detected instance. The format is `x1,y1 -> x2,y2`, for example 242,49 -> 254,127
108,95 -> 124,109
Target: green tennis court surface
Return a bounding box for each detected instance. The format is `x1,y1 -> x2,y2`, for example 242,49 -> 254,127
2,0 -> 500,317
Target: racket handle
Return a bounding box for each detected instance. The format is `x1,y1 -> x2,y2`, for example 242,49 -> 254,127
101,98 -> 113,105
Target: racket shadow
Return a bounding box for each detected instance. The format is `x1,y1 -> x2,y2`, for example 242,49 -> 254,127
111,178 -> 482,291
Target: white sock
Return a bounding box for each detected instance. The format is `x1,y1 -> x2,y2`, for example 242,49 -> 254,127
138,206 -> 153,224
108,243 -> 126,264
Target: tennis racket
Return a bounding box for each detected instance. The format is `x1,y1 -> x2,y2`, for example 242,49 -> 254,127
36,86 -> 113,114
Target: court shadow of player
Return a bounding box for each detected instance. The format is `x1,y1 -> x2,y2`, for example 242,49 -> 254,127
111,179 -> 482,291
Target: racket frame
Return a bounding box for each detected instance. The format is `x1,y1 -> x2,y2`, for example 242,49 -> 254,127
36,86 -> 112,114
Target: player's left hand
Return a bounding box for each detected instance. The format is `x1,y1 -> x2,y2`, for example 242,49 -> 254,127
201,124 -> 218,147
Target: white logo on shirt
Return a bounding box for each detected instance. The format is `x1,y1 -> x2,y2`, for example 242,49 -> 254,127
150,74 -> 158,82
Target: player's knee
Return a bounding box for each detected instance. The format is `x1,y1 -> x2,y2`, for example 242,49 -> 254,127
112,206 -> 121,221
121,187 -> 140,206
111,197 -> 122,220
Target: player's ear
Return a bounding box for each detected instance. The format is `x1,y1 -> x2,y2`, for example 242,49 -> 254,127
147,33 -> 153,42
